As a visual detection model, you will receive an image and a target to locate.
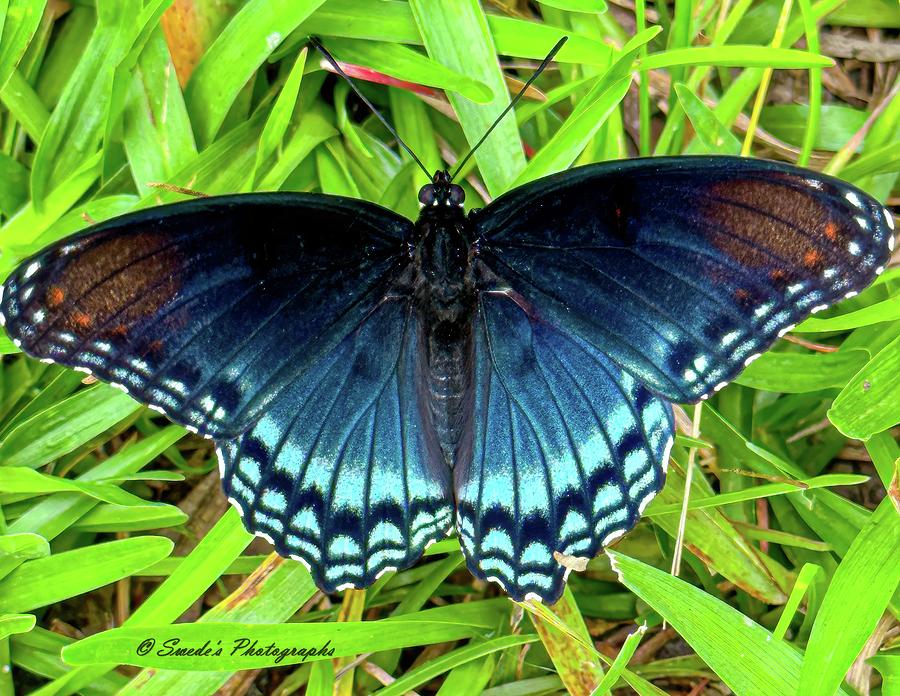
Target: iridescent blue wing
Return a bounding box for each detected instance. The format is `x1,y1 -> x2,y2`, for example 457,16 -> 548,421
474,156 -> 895,402
1,193 -> 454,591
220,299 -> 454,591
454,292 -> 673,603
0,193 -> 411,439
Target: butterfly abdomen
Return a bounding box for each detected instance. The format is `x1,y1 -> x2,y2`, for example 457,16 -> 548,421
419,316 -> 474,466
411,205 -> 478,466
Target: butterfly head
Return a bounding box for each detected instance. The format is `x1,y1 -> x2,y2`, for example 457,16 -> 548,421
419,171 -> 465,209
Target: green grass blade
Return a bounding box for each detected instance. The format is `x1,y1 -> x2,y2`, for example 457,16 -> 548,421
796,0 -> 822,166
607,550 -> 851,696
639,45 -> 833,71
63,618 -> 487,670
773,563 -> 821,640
0,532 -> 49,560
184,0 -> 326,146
116,557 -> 316,694
1,151 -> 101,264
69,503 -> 188,533
673,82 -> 741,154
799,496 -> 900,694
0,536 -> 173,613
0,0 -> 44,90
377,635 -> 539,696
253,47 -> 308,186
591,624 -> 646,696
0,613 -> 35,641
409,0 -> 526,196
0,467 -> 164,507
828,333 -> 900,439
40,507 -> 251,695
29,0 -> 143,208
513,76 -> 631,184
734,349 -> 869,392
0,385 -> 141,469
647,474 -> 869,516
302,0 -> 612,66
122,28 -> 197,195
795,296 -> 900,332
527,587 -> 605,694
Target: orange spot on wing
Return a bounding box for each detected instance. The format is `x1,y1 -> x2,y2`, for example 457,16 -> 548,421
71,311 -> 92,329
110,324 -> 129,338
824,221 -> 839,241
47,286 -> 65,308
769,269 -> 789,290
803,249 -> 824,268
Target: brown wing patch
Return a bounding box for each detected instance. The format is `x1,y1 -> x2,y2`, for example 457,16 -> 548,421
802,249 -> 825,272
769,268 -> 790,291
701,175 -> 847,276
49,232 -> 183,340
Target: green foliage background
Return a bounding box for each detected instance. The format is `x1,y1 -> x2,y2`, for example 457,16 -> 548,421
0,0 -> 898,694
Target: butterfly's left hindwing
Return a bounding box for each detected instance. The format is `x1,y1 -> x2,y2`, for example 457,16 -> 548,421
221,299 -> 454,591
454,293 -> 673,603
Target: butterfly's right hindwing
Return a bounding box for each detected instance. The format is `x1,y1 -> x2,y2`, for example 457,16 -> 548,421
453,293 -> 673,603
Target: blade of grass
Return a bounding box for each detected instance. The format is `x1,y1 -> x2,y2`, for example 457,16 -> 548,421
252,47 -> 308,187
591,624 -> 646,696
29,0 -> 143,207
0,537 -> 173,613
773,563 -> 821,640
799,496 -> 900,694
828,334 -> 900,440
527,587 -> 605,694
608,550 -> 852,696
741,0 -> 795,155
0,0 -> 44,90
184,0 -> 327,145
36,507 -> 252,695
409,0 -> 526,195
0,384 -> 141,469
796,0 -> 822,166
122,28 -> 197,196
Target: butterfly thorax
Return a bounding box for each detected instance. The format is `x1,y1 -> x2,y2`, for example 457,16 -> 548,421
411,199 -> 477,468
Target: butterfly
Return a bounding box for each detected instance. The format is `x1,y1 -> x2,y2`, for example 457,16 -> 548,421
0,38 -> 894,603
1,153 -> 893,602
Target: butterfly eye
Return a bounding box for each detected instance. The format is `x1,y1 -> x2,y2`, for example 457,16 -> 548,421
448,185 -> 465,206
418,186 -> 437,206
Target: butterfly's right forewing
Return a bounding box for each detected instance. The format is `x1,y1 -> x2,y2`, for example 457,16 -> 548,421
473,157 -> 894,403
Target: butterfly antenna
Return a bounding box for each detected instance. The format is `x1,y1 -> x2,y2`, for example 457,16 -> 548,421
310,37 -> 433,180
450,36 -> 567,181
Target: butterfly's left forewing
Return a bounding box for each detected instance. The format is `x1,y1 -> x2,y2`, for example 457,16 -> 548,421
454,292 -> 673,603
0,194 -> 409,439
